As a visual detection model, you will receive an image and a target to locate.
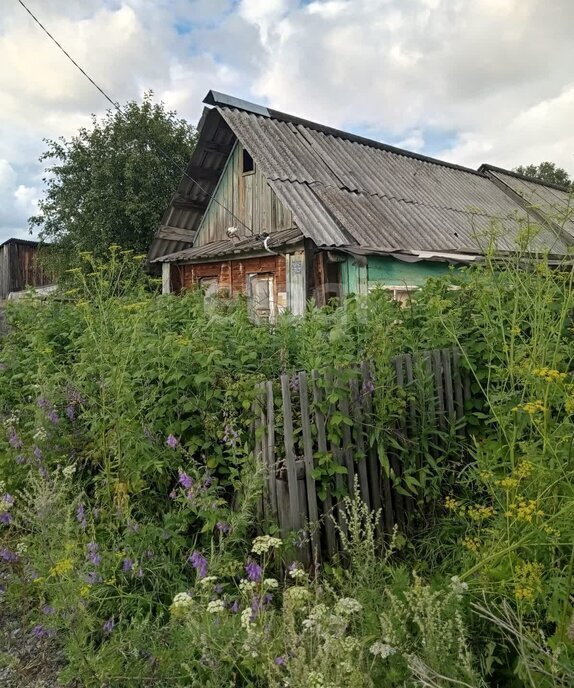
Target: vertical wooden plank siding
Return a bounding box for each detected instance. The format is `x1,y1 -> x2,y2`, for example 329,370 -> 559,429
0,240 -> 52,300
161,262 -> 172,294
194,143 -> 294,247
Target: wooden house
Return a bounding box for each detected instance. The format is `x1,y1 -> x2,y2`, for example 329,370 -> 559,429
148,92 -> 573,318
0,238 -> 53,302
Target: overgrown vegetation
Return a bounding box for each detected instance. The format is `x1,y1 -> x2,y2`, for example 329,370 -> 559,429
0,246 -> 573,686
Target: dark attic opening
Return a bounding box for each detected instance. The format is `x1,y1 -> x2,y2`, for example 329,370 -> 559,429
242,147 -> 255,174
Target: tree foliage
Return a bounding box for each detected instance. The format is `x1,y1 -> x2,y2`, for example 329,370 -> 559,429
30,93 -> 197,264
513,161 -> 572,189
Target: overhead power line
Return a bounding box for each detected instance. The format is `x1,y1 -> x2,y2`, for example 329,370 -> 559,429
16,0 -> 256,239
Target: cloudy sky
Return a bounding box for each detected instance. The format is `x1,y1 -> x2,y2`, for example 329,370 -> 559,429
1,0 -> 573,243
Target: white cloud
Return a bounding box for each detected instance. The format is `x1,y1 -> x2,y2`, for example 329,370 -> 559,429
0,160 -> 38,240
1,0 -> 574,242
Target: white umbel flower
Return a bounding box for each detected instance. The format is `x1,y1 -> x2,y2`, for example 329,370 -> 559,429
370,641 -> 396,659
251,535 -> 282,555
206,599 -> 225,614
241,607 -> 253,629
170,592 -> 193,618
334,597 -> 363,615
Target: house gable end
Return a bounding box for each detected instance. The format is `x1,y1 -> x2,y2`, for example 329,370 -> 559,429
193,140 -> 295,247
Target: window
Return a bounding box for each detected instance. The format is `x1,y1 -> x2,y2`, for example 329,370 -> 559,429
386,285 -> 418,305
368,283 -> 418,305
242,148 -> 255,174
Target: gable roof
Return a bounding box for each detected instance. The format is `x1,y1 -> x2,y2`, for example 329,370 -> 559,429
0,237 -> 41,248
149,92 -> 573,262
479,164 -> 574,244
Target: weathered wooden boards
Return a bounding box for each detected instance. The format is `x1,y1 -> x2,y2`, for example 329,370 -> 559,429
252,347 -> 469,564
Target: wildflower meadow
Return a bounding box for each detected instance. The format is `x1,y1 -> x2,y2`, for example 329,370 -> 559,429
0,246 -> 573,687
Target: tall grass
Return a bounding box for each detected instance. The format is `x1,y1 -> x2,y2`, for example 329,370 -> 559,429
0,246 -> 573,685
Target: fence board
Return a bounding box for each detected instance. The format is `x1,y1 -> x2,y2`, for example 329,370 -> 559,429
394,355 -> 413,518
442,349 -> 455,421
311,370 -> 338,557
280,374 -> 300,531
257,347 -> 467,559
298,371 -> 321,563
265,381 -> 278,521
339,388 -> 355,495
350,377 -> 371,511
360,361 -> 384,523
452,348 -> 465,422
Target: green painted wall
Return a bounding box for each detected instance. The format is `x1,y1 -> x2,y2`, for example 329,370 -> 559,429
341,255 -> 455,295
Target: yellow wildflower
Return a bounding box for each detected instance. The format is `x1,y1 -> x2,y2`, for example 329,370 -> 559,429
478,470 -> 494,482
532,368 -> 567,383
49,558 -> 73,576
499,477 -> 519,490
510,326 -> 521,336
514,461 -> 534,480
466,504 -> 495,521
515,585 -> 535,601
512,400 -> 546,414
80,585 -> 91,598
462,537 -> 481,553
444,496 -> 459,511
542,524 -> 560,539
514,561 -> 543,601
506,496 -> 543,523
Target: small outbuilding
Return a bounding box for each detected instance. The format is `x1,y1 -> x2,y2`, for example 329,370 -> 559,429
0,238 -> 53,302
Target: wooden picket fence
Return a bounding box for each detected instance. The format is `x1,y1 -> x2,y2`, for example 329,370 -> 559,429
253,347 -> 471,564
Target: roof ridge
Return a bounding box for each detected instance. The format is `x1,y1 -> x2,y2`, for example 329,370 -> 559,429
479,164 -> 572,193
206,90 -> 488,178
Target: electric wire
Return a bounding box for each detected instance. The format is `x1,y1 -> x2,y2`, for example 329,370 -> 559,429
16,0 -> 257,240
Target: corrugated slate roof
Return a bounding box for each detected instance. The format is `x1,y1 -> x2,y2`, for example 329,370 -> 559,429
215,103 -> 571,255
153,228 -> 303,263
149,92 -> 574,262
480,165 -> 574,243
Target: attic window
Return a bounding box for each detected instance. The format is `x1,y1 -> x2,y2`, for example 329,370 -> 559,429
242,148 -> 255,174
